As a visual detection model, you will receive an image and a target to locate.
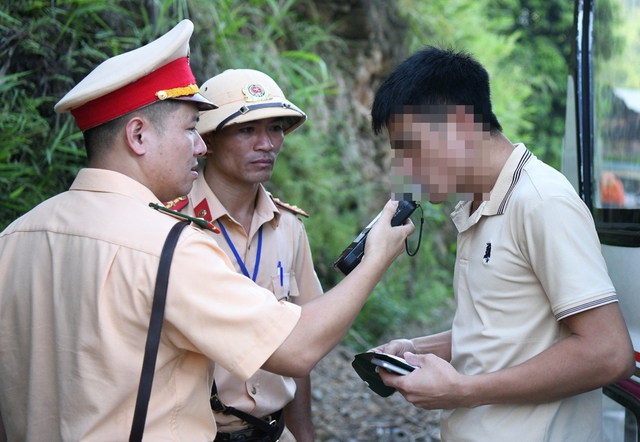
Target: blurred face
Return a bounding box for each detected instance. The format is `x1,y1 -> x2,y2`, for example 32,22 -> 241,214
146,103 -> 206,201
388,105 -> 493,203
204,117 -> 285,187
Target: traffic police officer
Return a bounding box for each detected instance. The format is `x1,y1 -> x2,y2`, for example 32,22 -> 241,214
0,19 -> 413,442
167,69 -> 320,442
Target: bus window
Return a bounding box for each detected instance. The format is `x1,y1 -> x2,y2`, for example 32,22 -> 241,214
594,87 -> 640,209
592,0 -> 640,233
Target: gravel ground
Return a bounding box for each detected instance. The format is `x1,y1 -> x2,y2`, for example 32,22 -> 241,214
310,345 -> 442,442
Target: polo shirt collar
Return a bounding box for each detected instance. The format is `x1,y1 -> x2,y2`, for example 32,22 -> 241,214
190,172 -> 281,230
451,143 -> 533,232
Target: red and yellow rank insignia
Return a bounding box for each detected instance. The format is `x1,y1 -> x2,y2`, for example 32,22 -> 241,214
164,196 -> 189,212
150,202 -> 220,234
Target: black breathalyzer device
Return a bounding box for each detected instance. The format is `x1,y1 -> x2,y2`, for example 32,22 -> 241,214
332,201 -> 418,276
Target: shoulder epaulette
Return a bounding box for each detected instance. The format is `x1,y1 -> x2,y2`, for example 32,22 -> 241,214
269,194 -> 309,218
163,196 -> 189,212
149,202 -> 220,234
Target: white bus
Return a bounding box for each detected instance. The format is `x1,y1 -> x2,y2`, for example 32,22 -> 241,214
564,0 -> 640,440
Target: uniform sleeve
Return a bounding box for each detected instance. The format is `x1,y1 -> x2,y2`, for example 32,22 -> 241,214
292,220 -> 323,305
162,230 -> 301,381
521,194 -> 617,320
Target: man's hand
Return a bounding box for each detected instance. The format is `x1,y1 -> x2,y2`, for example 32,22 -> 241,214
378,304 -> 635,411
378,352 -> 468,410
371,330 -> 452,362
370,338 -> 416,357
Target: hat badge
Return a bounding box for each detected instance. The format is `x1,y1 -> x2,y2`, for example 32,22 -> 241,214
242,83 -> 271,102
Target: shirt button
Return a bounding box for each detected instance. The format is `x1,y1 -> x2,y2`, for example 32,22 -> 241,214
251,386 -> 257,395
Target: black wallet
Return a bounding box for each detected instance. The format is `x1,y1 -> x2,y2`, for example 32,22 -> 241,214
352,352 -> 415,397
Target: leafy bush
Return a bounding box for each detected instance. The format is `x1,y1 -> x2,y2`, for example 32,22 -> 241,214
0,0 -> 142,229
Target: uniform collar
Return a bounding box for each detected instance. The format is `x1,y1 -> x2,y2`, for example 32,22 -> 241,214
189,172 -> 281,231
70,168 -> 161,204
451,143 -> 534,232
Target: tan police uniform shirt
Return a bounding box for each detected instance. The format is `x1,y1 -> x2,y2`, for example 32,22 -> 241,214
440,144 -> 617,442
0,168 -> 301,442
180,173 -> 323,429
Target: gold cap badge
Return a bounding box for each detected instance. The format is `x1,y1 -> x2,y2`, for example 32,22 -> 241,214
242,83 -> 271,102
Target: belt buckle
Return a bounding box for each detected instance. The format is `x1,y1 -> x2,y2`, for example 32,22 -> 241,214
228,427 -> 254,441
210,393 -> 227,413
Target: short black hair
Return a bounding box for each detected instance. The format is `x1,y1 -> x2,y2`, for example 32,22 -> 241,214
371,46 -> 502,135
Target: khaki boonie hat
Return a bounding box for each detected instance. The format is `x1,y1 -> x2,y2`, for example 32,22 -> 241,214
55,19 -> 216,131
196,69 -> 306,135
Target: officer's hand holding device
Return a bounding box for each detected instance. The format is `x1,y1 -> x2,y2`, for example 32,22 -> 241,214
333,201 -> 422,276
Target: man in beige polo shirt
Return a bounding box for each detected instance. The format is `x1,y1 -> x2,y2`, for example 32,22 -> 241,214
0,20 -> 413,442
164,69 -> 320,442
369,46 -> 635,441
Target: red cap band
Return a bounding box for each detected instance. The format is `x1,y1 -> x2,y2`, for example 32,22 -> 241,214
71,57 -> 197,131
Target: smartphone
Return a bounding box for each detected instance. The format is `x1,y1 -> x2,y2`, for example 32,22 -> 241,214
370,355 -> 416,376
333,201 -> 417,275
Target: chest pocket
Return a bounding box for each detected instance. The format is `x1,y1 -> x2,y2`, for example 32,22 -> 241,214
270,272 -> 300,302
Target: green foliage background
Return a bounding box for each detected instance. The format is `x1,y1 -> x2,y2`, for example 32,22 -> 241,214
1,0 -> 574,350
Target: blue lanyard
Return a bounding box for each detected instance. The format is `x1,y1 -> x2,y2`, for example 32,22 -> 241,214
217,220 -> 263,282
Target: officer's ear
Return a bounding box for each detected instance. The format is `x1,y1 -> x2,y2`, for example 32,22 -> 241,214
201,132 -> 215,154
124,115 -> 153,156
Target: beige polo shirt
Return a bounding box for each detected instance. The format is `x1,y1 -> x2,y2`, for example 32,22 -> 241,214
441,144 -> 616,441
181,174 -> 323,428
0,168 -> 301,442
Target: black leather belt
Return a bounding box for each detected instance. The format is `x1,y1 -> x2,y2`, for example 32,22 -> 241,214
214,409 -> 285,442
